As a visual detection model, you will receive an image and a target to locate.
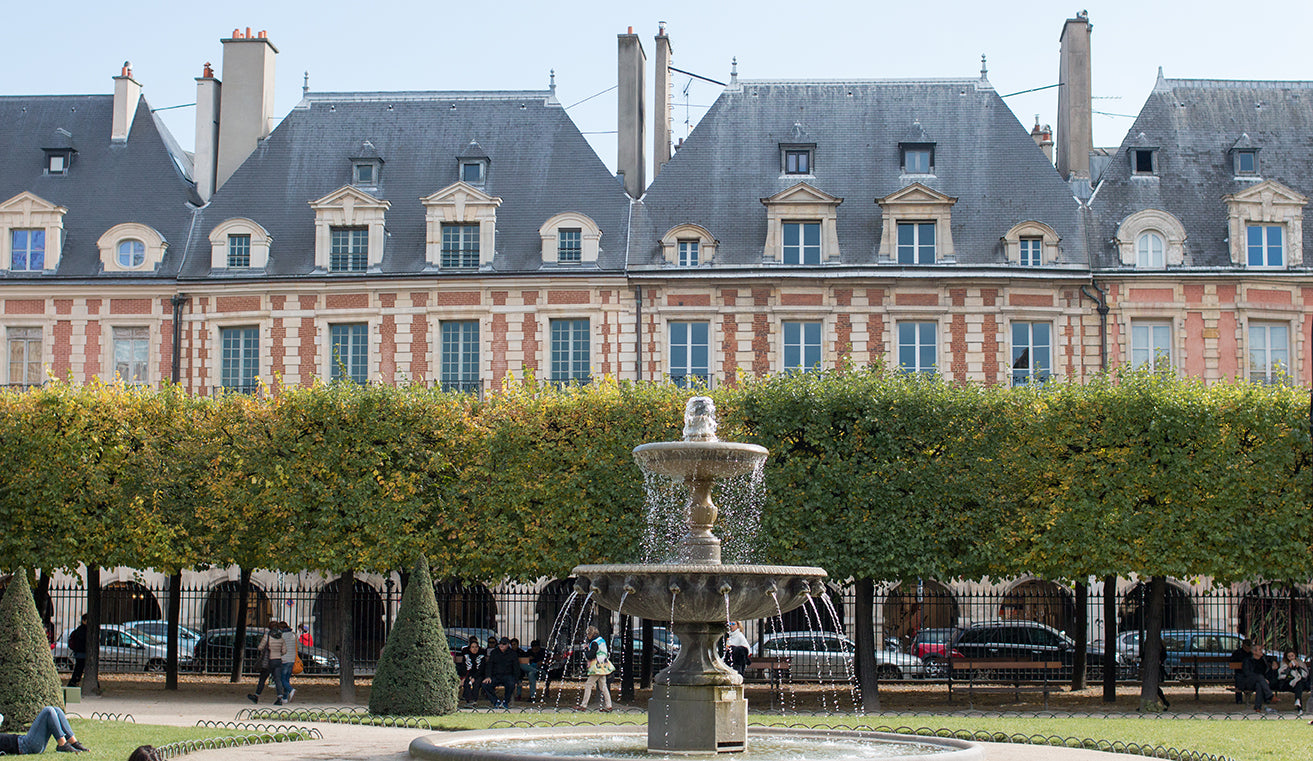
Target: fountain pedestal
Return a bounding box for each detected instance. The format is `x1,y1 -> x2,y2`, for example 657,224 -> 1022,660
649,683 -> 746,753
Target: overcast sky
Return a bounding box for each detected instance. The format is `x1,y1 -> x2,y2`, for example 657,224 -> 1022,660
7,0 -> 1313,179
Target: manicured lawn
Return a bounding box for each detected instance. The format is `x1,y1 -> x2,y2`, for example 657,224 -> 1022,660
55,719 -> 306,760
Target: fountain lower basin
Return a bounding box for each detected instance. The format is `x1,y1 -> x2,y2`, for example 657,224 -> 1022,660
410,726 -> 984,761
571,564 -> 828,623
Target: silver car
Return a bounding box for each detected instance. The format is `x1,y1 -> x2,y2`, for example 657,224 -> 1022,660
53,624 -> 173,673
121,619 -> 202,660
755,632 -> 928,680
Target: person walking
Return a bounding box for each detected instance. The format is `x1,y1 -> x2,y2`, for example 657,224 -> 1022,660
279,621 -> 299,705
576,625 -> 614,712
67,615 -> 88,688
254,621 -> 288,705
246,627 -> 275,704
0,705 -> 88,753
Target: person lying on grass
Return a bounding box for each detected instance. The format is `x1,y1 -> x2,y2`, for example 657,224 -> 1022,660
0,706 -> 89,753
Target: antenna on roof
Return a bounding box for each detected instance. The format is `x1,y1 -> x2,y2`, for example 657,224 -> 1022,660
550,69 -> 556,96
729,57 -> 738,87
303,71 -> 310,97
980,54 -> 988,80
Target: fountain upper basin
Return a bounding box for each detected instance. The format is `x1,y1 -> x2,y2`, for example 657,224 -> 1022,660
633,441 -> 768,480
571,563 -> 827,622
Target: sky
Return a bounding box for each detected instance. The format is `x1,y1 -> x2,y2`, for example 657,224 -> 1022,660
6,0 -> 1313,180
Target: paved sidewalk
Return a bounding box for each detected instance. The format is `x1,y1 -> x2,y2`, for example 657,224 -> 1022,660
70,689 -> 1158,761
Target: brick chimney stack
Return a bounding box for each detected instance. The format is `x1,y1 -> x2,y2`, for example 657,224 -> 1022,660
617,27 -> 647,198
654,22 -> 673,177
216,28 -> 278,190
111,62 -> 141,142
1056,11 -> 1093,181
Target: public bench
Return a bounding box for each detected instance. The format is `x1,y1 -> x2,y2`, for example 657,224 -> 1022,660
743,656 -> 791,688
948,659 -> 1064,709
1175,655 -> 1241,700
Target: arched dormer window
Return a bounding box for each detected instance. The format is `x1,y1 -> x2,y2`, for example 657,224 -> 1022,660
1114,209 -> 1186,268
539,212 -> 601,265
0,192 -> 66,273
1002,220 -> 1061,266
98,222 -> 167,272
209,218 -> 273,270
659,223 -> 718,267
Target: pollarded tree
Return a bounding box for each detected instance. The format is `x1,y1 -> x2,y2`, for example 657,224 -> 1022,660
0,572 -> 63,728
370,555 -> 458,715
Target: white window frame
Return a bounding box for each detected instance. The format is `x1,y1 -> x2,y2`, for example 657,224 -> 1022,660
896,221 -> 936,264
327,322 -> 370,384
1136,231 -> 1165,268
1010,321 -> 1052,386
548,318 -> 591,384
782,221 -> 821,265
668,320 -> 710,388
1019,237 -> 1042,267
1130,320 -> 1173,372
439,319 -> 481,394
111,325 -> 150,385
781,320 -> 823,373
1246,224 -> 1284,268
896,321 -> 937,375
218,325 -> 260,392
1248,321 -> 1291,384
7,326 -> 42,387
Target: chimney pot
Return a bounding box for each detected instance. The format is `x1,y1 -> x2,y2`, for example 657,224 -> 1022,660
258,30 -> 267,38
245,26 -> 252,37
232,28 -> 240,37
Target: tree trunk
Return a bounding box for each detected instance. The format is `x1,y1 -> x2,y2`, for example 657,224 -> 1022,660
619,614 -> 635,702
854,578 -> 880,710
640,619 -> 654,689
338,570 -> 356,702
1102,574 -> 1117,702
230,568 -> 251,683
33,570 -> 54,647
166,570 -> 183,690
1071,580 -> 1087,691
1139,575 -> 1168,710
85,566 -> 101,695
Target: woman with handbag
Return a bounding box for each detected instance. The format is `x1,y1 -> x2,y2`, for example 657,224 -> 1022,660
255,621 -> 288,705
246,626 -> 276,704
279,621 -> 300,704
576,625 -> 614,712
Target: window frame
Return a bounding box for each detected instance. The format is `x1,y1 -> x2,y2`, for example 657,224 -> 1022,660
896,321 -> 938,376
7,326 -> 42,387
1248,321 -> 1290,384
352,161 -> 379,186
460,160 -> 487,185
782,320 -> 823,373
901,145 -> 934,174
116,239 -> 146,269
896,221 -> 936,264
1132,148 -> 1157,175
1234,150 -> 1258,176
668,320 -> 710,388
1018,237 -> 1042,267
782,221 -> 822,265
1010,321 -> 1052,386
328,322 -> 369,384
111,325 -> 150,385
1130,320 -> 1173,372
557,228 -> 583,263
218,325 -> 260,393
440,320 -> 481,394
1135,231 -> 1165,268
1246,224 -> 1284,268
329,226 -> 369,272
677,239 -> 700,267
549,318 -> 591,384
226,234 -> 251,268
440,222 -> 481,269
783,148 -> 813,175
10,229 -> 45,271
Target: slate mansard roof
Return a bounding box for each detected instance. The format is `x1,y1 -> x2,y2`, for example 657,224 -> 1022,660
1091,77 -> 1313,271
0,95 -> 199,280
632,78 -> 1087,272
183,91 -> 632,279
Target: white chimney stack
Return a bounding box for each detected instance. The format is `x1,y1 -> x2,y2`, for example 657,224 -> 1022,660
617,28 -> 646,198
194,62 -> 221,203
216,28 -> 278,190
111,62 -> 141,142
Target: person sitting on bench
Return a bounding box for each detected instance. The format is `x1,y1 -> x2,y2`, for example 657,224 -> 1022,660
1277,649 -> 1309,713
1230,639 -> 1252,704
1241,643 -> 1276,712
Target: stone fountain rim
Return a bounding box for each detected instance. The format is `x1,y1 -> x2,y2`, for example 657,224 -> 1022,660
572,563 -> 828,576
409,725 -> 985,761
633,440 -> 769,454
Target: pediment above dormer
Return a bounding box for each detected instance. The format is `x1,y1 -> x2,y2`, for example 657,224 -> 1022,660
760,182 -> 843,207
876,182 -> 958,208
1222,179 -> 1307,208
309,184 -> 392,213
0,191 -> 68,216
420,181 -> 504,222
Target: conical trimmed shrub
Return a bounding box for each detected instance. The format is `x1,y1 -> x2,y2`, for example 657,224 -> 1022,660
0,572 -> 63,729
369,555 -> 458,715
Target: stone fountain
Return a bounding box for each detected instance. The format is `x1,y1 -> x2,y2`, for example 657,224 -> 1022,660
571,397 -> 827,754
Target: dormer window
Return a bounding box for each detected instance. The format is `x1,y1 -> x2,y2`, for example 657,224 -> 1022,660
353,161 -> 378,186
1132,148 -> 1157,175
659,224 -> 717,267
42,129 -> 76,176
557,228 -> 582,263
783,148 -> 813,175
46,152 -> 70,175
901,145 -> 934,174
209,218 -> 272,270
117,239 -> 145,268
461,160 -> 487,185
1235,150 -> 1257,175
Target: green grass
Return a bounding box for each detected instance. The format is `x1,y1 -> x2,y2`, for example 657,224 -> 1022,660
46,719 -> 307,760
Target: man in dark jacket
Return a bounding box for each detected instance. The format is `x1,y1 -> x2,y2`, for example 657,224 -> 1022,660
1241,643 -> 1276,712
1230,639 -> 1252,704
483,637 -> 520,708
459,639 -> 487,708
67,615 -> 88,688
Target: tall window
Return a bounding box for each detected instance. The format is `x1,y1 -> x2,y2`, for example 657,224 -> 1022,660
1131,321 -> 1172,371
782,321 -> 822,372
227,234 -> 251,268
112,326 -> 149,384
329,323 -> 368,384
1136,232 -> 1164,268
441,320 -> 480,393
897,222 -> 935,264
678,240 -> 700,267
897,322 -> 936,375
7,327 -> 41,387
1011,322 -> 1052,386
10,229 -> 44,271
329,227 -> 368,272
1249,322 -> 1290,384
558,229 -> 582,263
782,222 -> 820,265
1247,224 -> 1284,267
117,239 -> 145,268
550,318 -> 590,384
441,223 -> 480,268
219,327 -> 259,392
668,321 -> 709,387
1019,237 -> 1042,267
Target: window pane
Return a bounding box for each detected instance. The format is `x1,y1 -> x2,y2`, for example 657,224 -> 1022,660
918,223 -> 935,263
330,323 -> 368,383
558,229 -> 582,262
1247,226 -> 1264,267
551,319 -> 590,383
441,224 -> 480,268
1267,225 -> 1283,266
227,234 -> 251,268
441,320 -> 480,392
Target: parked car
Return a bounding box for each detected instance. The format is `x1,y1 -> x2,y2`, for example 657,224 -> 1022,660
190,627 -> 339,675
754,632 -> 928,681
949,620 -> 1115,679
1156,630 -> 1246,681
910,627 -> 959,659
121,620 -> 202,659
53,624 -> 176,673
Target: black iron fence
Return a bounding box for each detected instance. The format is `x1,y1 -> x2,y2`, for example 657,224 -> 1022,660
29,575 -> 1313,681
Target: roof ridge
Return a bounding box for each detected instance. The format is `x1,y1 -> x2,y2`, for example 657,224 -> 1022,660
306,90 -> 552,103
1165,78 -> 1313,90
738,78 -> 983,86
